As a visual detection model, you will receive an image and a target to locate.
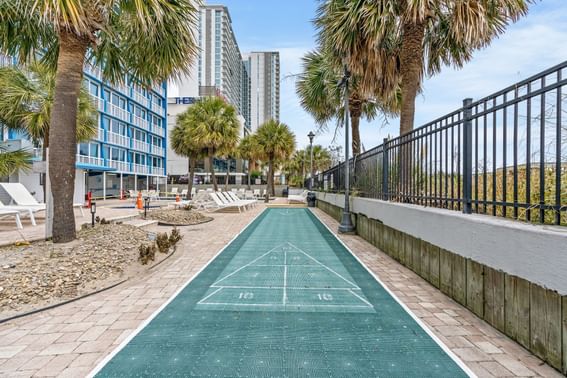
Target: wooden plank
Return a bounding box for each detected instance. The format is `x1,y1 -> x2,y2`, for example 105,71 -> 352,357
504,274 -> 531,349
561,296 -> 567,375
439,248 -> 453,296
483,267 -> 505,332
427,243 -> 440,289
466,259 -> 484,318
419,240 -> 429,280
452,254 -> 467,306
530,284 -> 562,370
562,296 -> 566,375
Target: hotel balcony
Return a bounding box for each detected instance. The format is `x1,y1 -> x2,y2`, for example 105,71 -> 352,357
133,164 -> 150,175
108,160 -> 129,172
132,115 -> 150,131
84,64 -> 102,79
151,145 -> 165,156
134,92 -> 149,107
107,103 -> 130,122
132,139 -> 150,153
76,154 -> 104,166
90,95 -> 105,111
151,102 -> 164,115
107,132 -> 129,148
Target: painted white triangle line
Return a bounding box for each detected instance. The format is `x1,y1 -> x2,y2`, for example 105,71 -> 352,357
286,242 -> 360,289
212,242 -> 291,286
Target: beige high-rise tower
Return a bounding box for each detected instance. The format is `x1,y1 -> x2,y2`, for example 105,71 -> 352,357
243,52 -> 280,132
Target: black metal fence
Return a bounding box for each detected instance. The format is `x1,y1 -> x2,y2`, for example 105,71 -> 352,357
313,61 -> 567,226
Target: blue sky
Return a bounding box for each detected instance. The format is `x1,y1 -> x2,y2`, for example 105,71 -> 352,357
209,0 -> 567,153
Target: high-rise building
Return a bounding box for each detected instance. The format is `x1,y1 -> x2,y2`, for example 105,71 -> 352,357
167,4 -> 248,181
244,52 -> 280,132
0,54 -> 168,202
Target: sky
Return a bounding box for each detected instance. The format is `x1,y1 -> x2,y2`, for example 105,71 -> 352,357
201,0 -> 567,153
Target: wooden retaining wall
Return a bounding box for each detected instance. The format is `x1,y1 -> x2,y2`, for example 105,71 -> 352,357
316,199 -> 567,374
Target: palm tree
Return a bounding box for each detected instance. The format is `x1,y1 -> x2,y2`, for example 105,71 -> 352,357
190,97 -> 241,192
309,145 -> 332,175
317,0 -> 530,136
296,48 -> 396,156
237,135 -> 261,189
0,146 -> 32,177
170,110 -> 207,200
0,62 -> 97,200
255,120 -> 296,201
0,1 -> 199,243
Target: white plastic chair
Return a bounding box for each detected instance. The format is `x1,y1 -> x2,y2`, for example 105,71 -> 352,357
0,182 -> 84,216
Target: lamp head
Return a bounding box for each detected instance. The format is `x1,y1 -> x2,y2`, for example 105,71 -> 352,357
90,202 -> 96,214
307,131 -> 315,144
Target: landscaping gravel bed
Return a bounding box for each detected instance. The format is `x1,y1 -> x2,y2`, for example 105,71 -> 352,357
0,224 -> 164,315
146,209 -> 213,226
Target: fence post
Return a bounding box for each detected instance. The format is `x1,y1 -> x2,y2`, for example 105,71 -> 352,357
462,98 -> 473,214
382,138 -> 389,201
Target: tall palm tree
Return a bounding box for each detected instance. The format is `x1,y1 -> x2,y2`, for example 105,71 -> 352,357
190,97 -> 241,192
170,110 -> 207,200
0,62 -> 97,200
317,0 -> 530,136
237,135 -> 261,190
0,1 -> 199,243
309,145 -> 332,175
255,120 -> 296,201
0,146 -> 32,177
296,48 -> 396,156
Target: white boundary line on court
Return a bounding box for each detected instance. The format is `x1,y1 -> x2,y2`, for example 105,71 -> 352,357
88,208 -> 267,378
309,208 -> 477,378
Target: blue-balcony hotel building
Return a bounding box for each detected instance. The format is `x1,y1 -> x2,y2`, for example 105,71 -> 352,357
0,54 -> 168,202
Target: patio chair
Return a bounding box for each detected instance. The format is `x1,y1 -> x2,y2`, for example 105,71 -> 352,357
253,189 -> 261,198
226,192 -> 256,209
0,200 -> 41,226
180,189 -> 188,198
0,208 -> 23,229
244,190 -> 255,200
219,192 -> 252,211
209,192 -> 244,213
288,190 -> 309,204
0,182 -> 84,216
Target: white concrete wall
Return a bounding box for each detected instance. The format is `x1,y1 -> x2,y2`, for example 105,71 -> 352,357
316,192 -> 567,295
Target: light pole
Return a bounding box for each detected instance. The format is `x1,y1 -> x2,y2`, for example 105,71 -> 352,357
308,131 -> 315,190
338,64 -> 355,234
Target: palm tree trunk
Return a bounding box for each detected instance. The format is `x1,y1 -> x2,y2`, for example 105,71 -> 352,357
349,95 -> 363,156
48,30 -> 89,243
247,159 -> 252,190
188,157 -> 195,200
41,133 -> 49,202
399,19 -> 425,200
208,149 -> 217,191
399,19 -> 426,136
265,158 -> 274,203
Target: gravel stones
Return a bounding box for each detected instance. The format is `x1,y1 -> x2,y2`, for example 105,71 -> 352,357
0,224 -> 151,313
146,209 -> 213,226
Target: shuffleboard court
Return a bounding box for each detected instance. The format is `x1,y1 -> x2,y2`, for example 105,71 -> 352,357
92,208 -> 473,377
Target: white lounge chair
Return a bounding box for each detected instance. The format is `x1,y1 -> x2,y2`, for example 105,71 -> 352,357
0,200 -> 41,226
253,189 -> 261,198
0,182 -> 85,217
288,190 -> 309,204
0,208 -> 23,229
180,189 -> 188,198
226,192 -> 256,209
209,192 -> 244,213
220,192 -> 253,210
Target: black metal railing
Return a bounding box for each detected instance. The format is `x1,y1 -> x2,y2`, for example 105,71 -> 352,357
313,61 -> 567,225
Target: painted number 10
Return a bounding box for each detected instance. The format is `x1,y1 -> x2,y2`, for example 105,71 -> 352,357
317,293 -> 333,301
239,292 -> 254,299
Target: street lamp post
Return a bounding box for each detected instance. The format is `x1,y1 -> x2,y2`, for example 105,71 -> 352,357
308,131 -> 315,190
338,64 -> 355,234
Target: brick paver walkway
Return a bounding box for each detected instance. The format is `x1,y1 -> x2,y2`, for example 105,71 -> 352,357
0,205 -> 561,377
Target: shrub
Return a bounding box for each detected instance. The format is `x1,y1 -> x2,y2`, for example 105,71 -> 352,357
169,227 -> 183,245
138,243 -> 156,265
156,232 -> 171,254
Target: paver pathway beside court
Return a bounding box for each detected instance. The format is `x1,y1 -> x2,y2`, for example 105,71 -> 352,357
92,208 -> 471,377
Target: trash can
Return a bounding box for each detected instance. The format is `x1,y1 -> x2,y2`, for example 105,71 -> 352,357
282,186 -> 289,198
307,192 -> 316,207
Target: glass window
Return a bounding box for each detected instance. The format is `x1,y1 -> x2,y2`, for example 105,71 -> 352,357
119,98 -> 126,109
111,148 -> 119,160
103,89 -> 110,100
89,82 -> 98,96
79,143 -> 89,156
90,143 -> 99,157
